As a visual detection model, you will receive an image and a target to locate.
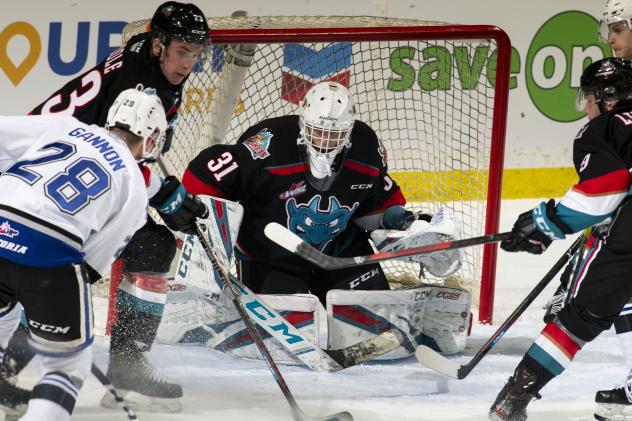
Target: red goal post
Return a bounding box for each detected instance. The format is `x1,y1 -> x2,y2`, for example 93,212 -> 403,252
123,15 -> 510,324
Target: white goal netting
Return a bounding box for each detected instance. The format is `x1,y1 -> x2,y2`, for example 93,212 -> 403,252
114,15 -> 510,323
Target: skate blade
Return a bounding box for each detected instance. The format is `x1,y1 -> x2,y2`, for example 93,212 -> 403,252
100,390 -> 183,413
594,402 -> 632,420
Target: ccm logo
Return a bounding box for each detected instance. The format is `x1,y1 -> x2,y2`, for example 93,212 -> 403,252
351,184 -> 373,190
436,291 -> 460,300
29,320 -> 70,334
414,291 -> 431,302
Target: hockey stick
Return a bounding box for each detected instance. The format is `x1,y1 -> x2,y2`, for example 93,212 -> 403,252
91,363 -> 139,420
564,227 -> 594,306
414,235 -> 584,379
194,224 -> 353,421
221,269 -> 403,372
265,222 -> 514,270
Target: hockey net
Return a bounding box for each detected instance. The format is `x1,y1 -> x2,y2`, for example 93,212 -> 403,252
118,15 -> 510,323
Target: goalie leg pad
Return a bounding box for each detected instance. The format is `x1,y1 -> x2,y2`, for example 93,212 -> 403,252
326,284 -> 471,359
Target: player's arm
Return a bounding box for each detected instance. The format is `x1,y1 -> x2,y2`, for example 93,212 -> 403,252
181,144 -> 243,199
83,179 -> 149,276
502,122 -> 631,254
133,164 -> 208,235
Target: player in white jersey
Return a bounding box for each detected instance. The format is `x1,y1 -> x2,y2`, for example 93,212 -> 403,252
0,88 -> 166,421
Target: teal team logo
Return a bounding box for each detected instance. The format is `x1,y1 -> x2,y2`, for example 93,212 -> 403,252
526,11 -> 611,122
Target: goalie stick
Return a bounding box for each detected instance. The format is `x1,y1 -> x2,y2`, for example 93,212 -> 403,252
194,224 -> 353,421
414,235 -> 584,379
265,222 -> 513,270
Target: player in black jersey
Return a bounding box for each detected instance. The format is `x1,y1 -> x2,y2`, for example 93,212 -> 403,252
490,58 -> 632,421
0,2 -> 209,411
182,81 -> 421,301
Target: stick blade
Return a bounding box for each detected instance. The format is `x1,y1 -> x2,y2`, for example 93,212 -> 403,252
414,345 -> 459,379
265,222 -> 303,253
326,330 -> 404,369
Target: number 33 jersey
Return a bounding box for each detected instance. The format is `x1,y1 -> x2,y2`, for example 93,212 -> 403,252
182,115 -> 406,271
0,115 -> 148,275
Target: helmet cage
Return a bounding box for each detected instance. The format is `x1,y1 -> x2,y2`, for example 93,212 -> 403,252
299,118 -> 353,156
297,82 -> 355,178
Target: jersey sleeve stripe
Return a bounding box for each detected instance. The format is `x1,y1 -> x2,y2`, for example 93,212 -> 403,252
342,159 -> 380,176
572,168 -> 632,195
181,168 -> 227,198
555,198 -> 618,233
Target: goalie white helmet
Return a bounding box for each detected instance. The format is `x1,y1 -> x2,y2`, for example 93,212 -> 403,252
106,87 -> 168,161
298,81 -> 355,179
600,0 -> 632,41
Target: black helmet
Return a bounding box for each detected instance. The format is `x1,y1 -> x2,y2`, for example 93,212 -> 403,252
577,58 -> 632,112
150,2 -> 209,45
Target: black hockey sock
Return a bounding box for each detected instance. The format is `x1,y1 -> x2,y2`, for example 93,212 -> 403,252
110,295 -> 162,358
1,323 -> 35,377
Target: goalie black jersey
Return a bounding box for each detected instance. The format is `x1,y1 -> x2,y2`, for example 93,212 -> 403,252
29,32 -> 181,126
554,100 -> 632,233
183,115 -> 406,271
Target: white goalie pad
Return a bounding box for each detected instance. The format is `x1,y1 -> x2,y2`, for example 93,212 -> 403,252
370,208 -> 463,277
157,283 -> 321,365
326,284 -> 471,358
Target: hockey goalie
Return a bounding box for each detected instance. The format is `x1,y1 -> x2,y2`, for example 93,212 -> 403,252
155,81 -> 470,364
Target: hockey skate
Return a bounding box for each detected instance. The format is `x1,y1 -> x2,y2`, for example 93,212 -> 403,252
0,361 -> 30,421
101,342 -> 183,413
489,365 -> 542,421
594,369 -> 632,421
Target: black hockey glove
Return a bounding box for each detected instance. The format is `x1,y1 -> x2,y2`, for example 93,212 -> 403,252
150,176 -> 209,235
501,199 -> 572,254
501,209 -> 552,254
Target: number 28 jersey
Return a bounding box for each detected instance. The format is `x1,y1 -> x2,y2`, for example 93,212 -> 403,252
0,115 -> 148,275
182,115 -> 406,271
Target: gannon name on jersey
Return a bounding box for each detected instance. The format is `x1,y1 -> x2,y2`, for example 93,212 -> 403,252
68,127 -> 126,171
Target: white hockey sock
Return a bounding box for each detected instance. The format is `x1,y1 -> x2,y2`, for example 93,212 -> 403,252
20,397 -> 71,421
617,330 -> 632,369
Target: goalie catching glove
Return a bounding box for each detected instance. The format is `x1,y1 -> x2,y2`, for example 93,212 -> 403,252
150,175 -> 209,234
370,208 -> 463,278
501,199 -> 572,255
